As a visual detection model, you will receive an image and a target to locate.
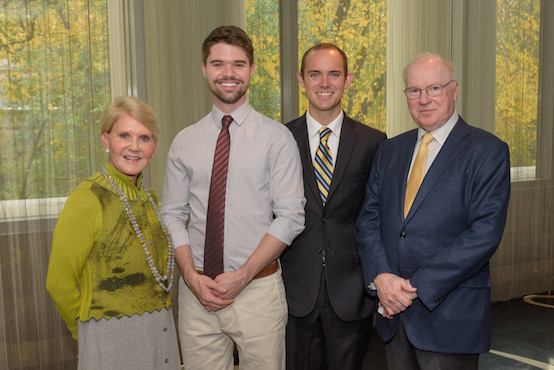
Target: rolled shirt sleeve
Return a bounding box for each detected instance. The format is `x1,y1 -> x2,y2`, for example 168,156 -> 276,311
265,124 -> 306,245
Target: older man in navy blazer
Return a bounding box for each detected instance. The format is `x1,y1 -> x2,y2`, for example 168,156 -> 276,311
356,53 -> 510,370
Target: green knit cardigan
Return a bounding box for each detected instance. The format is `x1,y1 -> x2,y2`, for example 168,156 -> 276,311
46,164 -> 172,339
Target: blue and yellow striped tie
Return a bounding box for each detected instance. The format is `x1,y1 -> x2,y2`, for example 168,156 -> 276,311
314,127 -> 333,205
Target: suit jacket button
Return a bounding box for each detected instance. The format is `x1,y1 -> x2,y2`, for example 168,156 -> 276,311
400,232 -> 406,238
322,217 -> 328,223
316,248 -> 322,254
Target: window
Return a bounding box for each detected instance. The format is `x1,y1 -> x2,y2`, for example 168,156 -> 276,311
246,0 -> 281,121
0,0 -> 111,203
247,0 -> 387,131
297,0 -> 387,131
495,0 -> 542,181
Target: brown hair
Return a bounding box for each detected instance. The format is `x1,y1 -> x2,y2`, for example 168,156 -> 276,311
202,25 -> 254,65
101,96 -> 159,141
300,43 -> 348,77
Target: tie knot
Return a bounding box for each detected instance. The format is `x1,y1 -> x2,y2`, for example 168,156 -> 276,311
319,127 -> 332,143
222,115 -> 233,129
421,133 -> 434,145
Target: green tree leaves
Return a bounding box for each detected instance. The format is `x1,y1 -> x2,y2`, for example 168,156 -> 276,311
0,0 -> 110,200
247,0 -> 387,131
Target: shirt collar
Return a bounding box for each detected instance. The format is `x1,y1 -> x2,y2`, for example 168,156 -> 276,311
210,102 -> 253,128
417,111 -> 459,145
306,110 -> 344,140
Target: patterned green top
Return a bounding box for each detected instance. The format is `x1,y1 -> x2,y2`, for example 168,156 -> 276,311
46,164 -> 172,339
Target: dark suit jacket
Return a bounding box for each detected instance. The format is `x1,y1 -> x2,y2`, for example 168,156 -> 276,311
281,113 -> 386,322
357,116 -> 510,353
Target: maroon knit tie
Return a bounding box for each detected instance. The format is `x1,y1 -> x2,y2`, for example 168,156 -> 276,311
204,115 -> 232,279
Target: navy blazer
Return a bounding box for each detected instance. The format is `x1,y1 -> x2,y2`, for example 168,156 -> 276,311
356,117 -> 510,354
281,113 -> 386,321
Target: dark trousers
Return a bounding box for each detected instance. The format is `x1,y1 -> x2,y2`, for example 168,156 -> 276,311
286,269 -> 372,370
385,315 -> 479,370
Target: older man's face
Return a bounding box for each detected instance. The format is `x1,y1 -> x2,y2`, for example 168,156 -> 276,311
405,58 -> 459,132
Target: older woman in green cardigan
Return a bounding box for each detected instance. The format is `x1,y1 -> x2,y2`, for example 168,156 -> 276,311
46,96 -> 180,370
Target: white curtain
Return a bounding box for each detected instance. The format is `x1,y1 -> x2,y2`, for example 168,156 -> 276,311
0,0 -> 110,368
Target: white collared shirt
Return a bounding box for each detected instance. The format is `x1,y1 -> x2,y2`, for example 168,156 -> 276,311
407,112 -> 459,180
306,110 -> 344,167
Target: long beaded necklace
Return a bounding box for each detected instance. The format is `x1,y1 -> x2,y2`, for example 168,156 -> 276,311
101,166 -> 175,292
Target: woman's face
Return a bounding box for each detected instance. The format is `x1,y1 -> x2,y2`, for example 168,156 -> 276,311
101,114 -> 158,184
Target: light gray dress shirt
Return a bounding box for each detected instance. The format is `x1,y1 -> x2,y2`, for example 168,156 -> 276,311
162,102 -> 306,271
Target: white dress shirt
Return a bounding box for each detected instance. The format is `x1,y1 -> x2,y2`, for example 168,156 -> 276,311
407,112 -> 459,180
305,109 -> 344,166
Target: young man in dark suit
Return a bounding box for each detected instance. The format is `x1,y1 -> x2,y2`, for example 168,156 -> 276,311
356,53 -> 510,370
281,43 -> 386,370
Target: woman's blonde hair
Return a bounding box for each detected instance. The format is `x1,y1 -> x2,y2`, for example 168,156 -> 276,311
101,96 -> 159,141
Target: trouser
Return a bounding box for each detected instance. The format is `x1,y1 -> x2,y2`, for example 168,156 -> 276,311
178,268 -> 287,370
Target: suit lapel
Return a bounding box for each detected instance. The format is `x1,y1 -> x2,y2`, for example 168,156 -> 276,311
405,118 -> 471,222
326,116 -> 356,203
290,116 -> 321,205
398,130 -> 419,222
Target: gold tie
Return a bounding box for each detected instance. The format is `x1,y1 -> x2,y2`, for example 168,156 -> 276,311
404,133 -> 434,218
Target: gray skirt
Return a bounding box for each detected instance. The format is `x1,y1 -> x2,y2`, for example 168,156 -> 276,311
77,307 -> 181,370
